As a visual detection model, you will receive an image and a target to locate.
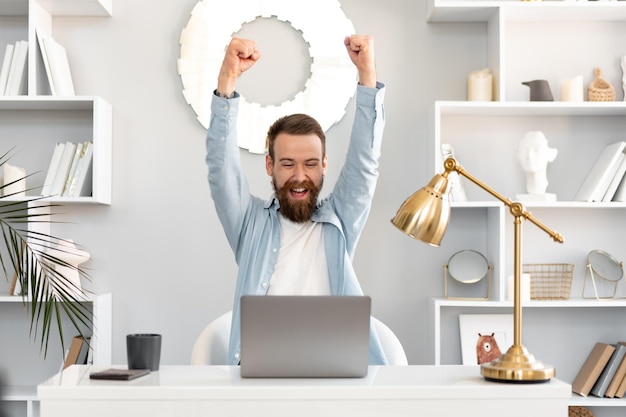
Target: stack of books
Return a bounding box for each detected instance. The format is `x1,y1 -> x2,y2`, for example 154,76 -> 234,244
574,141 -> 626,202
41,140 -> 93,198
572,341 -> 626,398
0,40 -> 29,96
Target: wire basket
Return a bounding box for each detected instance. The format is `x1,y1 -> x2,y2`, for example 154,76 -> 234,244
523,263 -> 574,300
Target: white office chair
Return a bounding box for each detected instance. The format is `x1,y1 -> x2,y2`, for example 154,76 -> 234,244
190,311 -> 408,366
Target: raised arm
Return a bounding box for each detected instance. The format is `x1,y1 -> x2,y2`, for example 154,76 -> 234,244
344,35 -> 376,88
217,37 -> 261,97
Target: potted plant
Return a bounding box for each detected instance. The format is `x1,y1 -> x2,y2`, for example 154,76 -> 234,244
1,149 -> 92,358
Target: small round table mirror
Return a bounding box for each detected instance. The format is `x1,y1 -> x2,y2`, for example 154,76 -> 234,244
587,250 -> 623,282
447,250 -> 489,284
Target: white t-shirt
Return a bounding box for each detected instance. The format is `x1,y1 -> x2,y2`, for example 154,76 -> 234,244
267,216 -> 330,295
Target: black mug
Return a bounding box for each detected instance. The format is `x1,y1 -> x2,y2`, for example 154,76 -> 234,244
127,333 -> 162,371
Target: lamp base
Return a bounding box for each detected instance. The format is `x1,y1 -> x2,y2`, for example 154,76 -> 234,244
480,344 -> 554,383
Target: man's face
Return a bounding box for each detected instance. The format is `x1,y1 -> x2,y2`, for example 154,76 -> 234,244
266,132 -> 327,223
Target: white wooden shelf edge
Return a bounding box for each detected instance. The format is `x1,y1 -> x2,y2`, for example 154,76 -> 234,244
0,95 -> 108,110
436,100 -> 626,117
430,297 -> 626,308
0,0 -> 112,17
428,1 -> 626,23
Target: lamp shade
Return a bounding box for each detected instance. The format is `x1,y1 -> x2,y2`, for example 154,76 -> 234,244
390,173 -> 451,246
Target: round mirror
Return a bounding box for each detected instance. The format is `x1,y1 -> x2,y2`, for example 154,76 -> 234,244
588,250 -> 623,282
447,250 -> 489,284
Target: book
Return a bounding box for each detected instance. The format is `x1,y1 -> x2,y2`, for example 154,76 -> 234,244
36,30 -> 55,95
574,141 -> 626,202
49,141 -> 77,196
590,343 -> 626,397
63,335 -> 87,369
4,40 -> 28,96
602,153 -> 626,201
61,141 -> 85,196
612,169 -> 626,202
605,342 -> 626,397
76,336 -> 91,365
42,36 -> 75,96
89,368 -> 150,381
615,367 -> 626,398
41,142 -> 66,196
0,43 -> 15,95
571,342 -> 615,396
66,141 -> 93,197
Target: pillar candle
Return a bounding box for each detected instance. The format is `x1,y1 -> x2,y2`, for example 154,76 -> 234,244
506,273 -> 531,302
2,163 -> 26,197
467,68 -> 493,101
560,75 -> 584,102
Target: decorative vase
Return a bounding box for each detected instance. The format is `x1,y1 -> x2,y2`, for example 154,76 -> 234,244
522,80 -> 554,101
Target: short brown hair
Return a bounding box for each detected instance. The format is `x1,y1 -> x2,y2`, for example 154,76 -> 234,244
266,114 -> 325,159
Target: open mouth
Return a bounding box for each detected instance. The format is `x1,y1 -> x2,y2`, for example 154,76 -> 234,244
289,187 -> 309,199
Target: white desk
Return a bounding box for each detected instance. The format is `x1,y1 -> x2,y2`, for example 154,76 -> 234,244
38,365 -> 571,417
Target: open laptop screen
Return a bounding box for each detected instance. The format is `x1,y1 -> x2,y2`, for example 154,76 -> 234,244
240,295 -> 371,378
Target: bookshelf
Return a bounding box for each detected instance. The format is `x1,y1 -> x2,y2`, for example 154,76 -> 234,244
427,1 -> 626,416
0,1 -> 112,416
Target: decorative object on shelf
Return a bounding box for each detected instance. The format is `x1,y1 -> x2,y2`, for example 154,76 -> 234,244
459,314 -> 512,366
467,68 -> 493,101
560,75 -> 584,102
440,144 -> 467,202
178,0 -> 357,154
444,249 -> 492,300
516,131 -> 558,202
0,149 -> 92,357
1,163 -> 26,197
42,240 -> 90,298
588,67 -> 615,102
568,406 -> 595,417
522,263 -> 574,300
574,140 -> 626,202
522,79 -> 554,101
391,156 -> 563,382
582,249 -> 625,299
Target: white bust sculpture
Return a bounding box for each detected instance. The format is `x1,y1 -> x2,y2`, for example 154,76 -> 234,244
517,131 -> 558,199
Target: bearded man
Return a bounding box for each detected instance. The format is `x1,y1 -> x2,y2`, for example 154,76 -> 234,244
205,35 -> 387,365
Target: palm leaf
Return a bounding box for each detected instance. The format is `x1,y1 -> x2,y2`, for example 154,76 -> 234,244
0,149 -> 92,358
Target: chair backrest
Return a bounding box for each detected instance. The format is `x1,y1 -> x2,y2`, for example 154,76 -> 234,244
371,316 -> 408,366
191,311 -> 232,365
190,311 -> 408,366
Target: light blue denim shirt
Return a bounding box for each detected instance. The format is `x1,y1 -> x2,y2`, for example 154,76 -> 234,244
206,83 -> 388,365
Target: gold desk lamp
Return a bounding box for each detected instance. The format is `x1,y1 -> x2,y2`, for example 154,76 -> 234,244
391,157 -> 563,383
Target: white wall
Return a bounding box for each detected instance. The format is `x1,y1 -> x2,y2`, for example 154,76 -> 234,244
45,0 -> 488,367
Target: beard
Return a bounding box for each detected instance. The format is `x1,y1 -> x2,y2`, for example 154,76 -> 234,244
274,177 -> 323,223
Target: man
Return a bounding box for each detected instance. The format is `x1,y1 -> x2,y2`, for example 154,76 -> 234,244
206,35 -> 387,365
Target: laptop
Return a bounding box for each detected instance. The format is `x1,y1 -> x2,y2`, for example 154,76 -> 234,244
240,295 -> 371,378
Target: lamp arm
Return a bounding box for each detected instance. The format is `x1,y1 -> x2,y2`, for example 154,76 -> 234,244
444,157 -> 563,244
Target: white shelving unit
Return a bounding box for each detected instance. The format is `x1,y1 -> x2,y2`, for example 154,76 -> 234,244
0,1 -> 112,416
0,0 -> 112,204
427,1 -> 626,415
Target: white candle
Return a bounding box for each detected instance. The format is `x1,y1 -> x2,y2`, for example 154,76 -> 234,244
2,163 -> 26,197
506,273 -> 531,302
560,75 -> 583,102
467,68 -> 493,101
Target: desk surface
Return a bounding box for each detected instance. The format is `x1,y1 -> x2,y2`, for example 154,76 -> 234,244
38,365 -> 571,417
